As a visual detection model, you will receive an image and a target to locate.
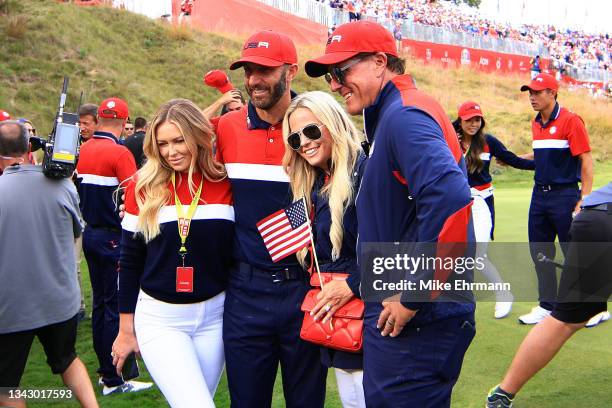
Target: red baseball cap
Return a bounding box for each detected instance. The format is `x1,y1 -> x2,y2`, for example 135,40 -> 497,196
520,73 -> 559,92
458,101 -> 484,120
0,109 -> 10,121
98,97 -> 129,119
204,70 -> 234,94
230,31 -> 297,70
305,20 -> 398,77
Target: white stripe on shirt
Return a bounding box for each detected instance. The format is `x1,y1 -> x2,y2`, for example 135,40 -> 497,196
78,174 -> 120,186
533,139 -> 569,149
121,204 -> 235,232
225,163 -> 289,183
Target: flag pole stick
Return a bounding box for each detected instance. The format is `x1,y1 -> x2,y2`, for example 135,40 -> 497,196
301,196 -> 324,289
301,196 -> 334,329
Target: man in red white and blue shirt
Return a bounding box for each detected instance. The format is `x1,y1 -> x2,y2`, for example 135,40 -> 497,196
215,31 -> 326,407
76,98 -> 150,394
518,73 -> 593,325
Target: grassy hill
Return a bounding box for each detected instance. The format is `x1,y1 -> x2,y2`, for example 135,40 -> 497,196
1,0 -> 611,170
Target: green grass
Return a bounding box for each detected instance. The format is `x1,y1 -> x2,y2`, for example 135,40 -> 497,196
5,1 -> 612,407
19,178 -> 612,408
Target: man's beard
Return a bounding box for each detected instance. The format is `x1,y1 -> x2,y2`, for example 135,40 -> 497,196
247,68 -> 288,110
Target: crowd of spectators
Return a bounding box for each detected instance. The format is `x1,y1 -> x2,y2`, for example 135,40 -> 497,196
317,0 -> 611,73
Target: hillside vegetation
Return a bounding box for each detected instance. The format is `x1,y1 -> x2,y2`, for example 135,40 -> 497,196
1,0 -> 611,167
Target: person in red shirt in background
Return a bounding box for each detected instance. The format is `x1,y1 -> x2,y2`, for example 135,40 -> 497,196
76,103 -> 100,321
202,70 -> 245,131
76,97 -> 151,395
517,73 -> 594,326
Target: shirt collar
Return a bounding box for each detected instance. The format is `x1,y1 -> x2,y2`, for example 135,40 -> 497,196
535,102 -> 560,128
2,164 -> 40,175
363,77 -> 399,144
93,131 -> 119,143
246,90 -> 298,130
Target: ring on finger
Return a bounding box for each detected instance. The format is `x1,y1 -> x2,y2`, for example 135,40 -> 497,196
110,351 -> 116,357
324,304 -> 332,313
385,320 -> 395,326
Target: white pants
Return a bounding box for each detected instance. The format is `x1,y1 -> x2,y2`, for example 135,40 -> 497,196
134,290 -> 225,408
335,368 -> 366,408
472,197 -> 510,300
472,195 -> 493,243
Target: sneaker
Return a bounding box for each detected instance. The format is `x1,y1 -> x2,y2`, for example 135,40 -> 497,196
486,385 -> 514,408
494,301 -> 513,319
585,311 -> 611,328
518,306 -> 551,325
102,380 -> 153,396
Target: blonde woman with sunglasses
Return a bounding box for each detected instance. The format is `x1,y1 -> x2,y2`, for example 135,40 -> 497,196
282,91 -> 367,408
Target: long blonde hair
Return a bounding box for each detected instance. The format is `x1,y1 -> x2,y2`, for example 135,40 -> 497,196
135,98 -> 226,241
282,91 -> 362,266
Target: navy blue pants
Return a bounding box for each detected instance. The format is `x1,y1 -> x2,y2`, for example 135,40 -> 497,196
528,187 -> 580,310
223,263 -> 327,408
83,227 -> 137,387
363,312 -> 475,408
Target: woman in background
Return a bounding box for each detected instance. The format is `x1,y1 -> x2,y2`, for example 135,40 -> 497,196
454,101 -> 535,319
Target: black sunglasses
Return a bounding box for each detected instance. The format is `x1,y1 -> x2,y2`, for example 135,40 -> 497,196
324,57 -> 364,85
287,123 -> 326,151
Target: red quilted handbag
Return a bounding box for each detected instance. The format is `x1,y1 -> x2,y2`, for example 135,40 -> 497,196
300,273 -> 364,353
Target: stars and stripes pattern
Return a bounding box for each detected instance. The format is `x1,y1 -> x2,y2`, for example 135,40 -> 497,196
256,198 -> 311,262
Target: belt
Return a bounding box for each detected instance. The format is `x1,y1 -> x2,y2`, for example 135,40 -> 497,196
237,262 -> 306,283
88,225 -> 121,233
534,182 -> 578,192
583,203 -> 609,212
270,267 -> 305,283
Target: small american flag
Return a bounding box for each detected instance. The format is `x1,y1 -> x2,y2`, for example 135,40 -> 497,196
257,198 -> 311,262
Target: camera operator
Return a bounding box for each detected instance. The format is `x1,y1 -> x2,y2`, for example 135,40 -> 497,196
0,120 -> 98,408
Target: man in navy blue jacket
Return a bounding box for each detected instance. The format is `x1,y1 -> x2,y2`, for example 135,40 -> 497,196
306,21 -> 476,407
